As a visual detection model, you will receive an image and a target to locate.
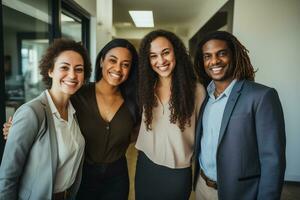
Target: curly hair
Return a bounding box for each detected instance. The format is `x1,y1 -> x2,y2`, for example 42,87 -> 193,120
94,38 -> 140,124
39,38 -> 92,89
194,31 -> 255,87
138,29 -> 197,132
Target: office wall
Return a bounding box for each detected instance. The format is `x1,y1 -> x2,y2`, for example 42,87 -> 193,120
96,0 -> 113,49
233,0 -> 300,181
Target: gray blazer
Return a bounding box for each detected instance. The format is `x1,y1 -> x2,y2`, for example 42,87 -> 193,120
0,91 -> 83,200
194,80 -> 286,200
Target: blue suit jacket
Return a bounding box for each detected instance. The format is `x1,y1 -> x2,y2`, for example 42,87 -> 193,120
0,91 -> 83,200
194,80 -> 286,200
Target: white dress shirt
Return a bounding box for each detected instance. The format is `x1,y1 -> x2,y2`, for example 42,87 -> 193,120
46,91 -> 85,192
200,80 -> 236,181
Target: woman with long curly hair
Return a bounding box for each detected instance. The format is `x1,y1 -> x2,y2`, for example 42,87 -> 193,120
135,30 -> 206,200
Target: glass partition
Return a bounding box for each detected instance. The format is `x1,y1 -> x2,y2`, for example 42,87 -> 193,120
61,11 -> 82,42
2,0 -> 50,119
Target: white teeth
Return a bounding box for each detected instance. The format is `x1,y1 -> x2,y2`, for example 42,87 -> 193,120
109,72 -> 121,79
158,65 -> 168,71
210,67 -> 222,73
64,81 -> 77,86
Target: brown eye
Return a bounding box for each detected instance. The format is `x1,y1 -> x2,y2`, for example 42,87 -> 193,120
203,54 -> 210,60
109,59 -> 117,64
162,51 -> 169,56
218,51 -> 227,57
75,67 -> 84,73
150,54 -> 157,60
122,63 -> 130,68
60,66 -> 69,71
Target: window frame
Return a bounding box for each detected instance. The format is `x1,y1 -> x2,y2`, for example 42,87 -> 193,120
0,0 -> 6,160
0,0 -> 91,160
61,0 -> 90,51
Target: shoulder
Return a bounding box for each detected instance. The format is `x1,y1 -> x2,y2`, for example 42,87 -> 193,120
238,80 -> 281,108
194,82 -> 207,114
195,82 -> 206,102
14,94 -> 47,125
243,80 -> 272,90
83,82 -> 95,92
16,92 -> 46,115
71,82 -> 95,103
7,95 -> 46,144
241,80 -> 276,96
75,82 -> 95,96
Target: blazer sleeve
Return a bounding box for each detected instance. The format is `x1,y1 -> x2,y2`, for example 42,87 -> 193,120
255,88 -> 286,200
0,105 -> 40,200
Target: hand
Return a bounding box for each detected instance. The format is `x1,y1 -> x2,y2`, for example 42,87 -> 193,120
3,116 -> 12,140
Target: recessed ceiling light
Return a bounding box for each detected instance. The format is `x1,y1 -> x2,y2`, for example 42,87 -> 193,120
129,11 -> 154,28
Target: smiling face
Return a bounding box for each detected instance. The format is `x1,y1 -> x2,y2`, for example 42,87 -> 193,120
149,36 -> 176,80
202,39 -> 233,83
48,50 -> 84,96
101,47 -> 132,87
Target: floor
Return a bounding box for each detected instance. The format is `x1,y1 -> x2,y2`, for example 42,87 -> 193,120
281,182 -> 300,200
126,144 -> 300,200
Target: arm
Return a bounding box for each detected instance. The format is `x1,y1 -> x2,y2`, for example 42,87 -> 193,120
255,88 -> 286,200
0,105 -> 39,200
2,117 -> 12,140
130,123 -> 141,143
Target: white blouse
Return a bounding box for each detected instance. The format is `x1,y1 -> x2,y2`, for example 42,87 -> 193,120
135,83 -> 206,169
46,91 -> 85,192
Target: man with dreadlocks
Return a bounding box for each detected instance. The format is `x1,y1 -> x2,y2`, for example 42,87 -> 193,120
193,31 -> 286,200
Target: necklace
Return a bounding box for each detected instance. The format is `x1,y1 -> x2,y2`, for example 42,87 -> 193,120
214,89 -> 222,98
96,88 -> 122,122
98,93 -> 121,121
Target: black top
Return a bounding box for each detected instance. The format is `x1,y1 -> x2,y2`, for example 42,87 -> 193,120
71,83 -> 134,164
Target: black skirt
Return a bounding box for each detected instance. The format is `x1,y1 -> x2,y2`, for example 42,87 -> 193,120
135,151 -> 192,200
76,156 -> 129,200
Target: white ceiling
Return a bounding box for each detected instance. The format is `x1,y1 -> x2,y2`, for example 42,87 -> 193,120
113,0 -> 202,30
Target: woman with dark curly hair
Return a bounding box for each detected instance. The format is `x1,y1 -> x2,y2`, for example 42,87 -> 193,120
0,38 -> 92,200
72,38 -> 139,200
135,30 -> 206,200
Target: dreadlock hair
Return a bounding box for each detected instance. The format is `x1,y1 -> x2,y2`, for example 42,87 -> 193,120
194,31 -> 255,87
138,29 -> 197,132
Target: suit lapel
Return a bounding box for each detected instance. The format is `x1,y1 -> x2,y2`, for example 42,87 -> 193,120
218,80 -> 245,145
195,95 -> 209,156
39,91 -> 58,183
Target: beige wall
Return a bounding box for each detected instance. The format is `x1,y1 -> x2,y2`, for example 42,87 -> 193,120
74,0 -> 99,80
233,0 -> 300,181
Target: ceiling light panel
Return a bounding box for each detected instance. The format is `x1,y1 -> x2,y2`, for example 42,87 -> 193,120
129,11 -> 154,28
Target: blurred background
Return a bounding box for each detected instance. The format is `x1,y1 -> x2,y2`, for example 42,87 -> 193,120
0,0 -> 299,199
